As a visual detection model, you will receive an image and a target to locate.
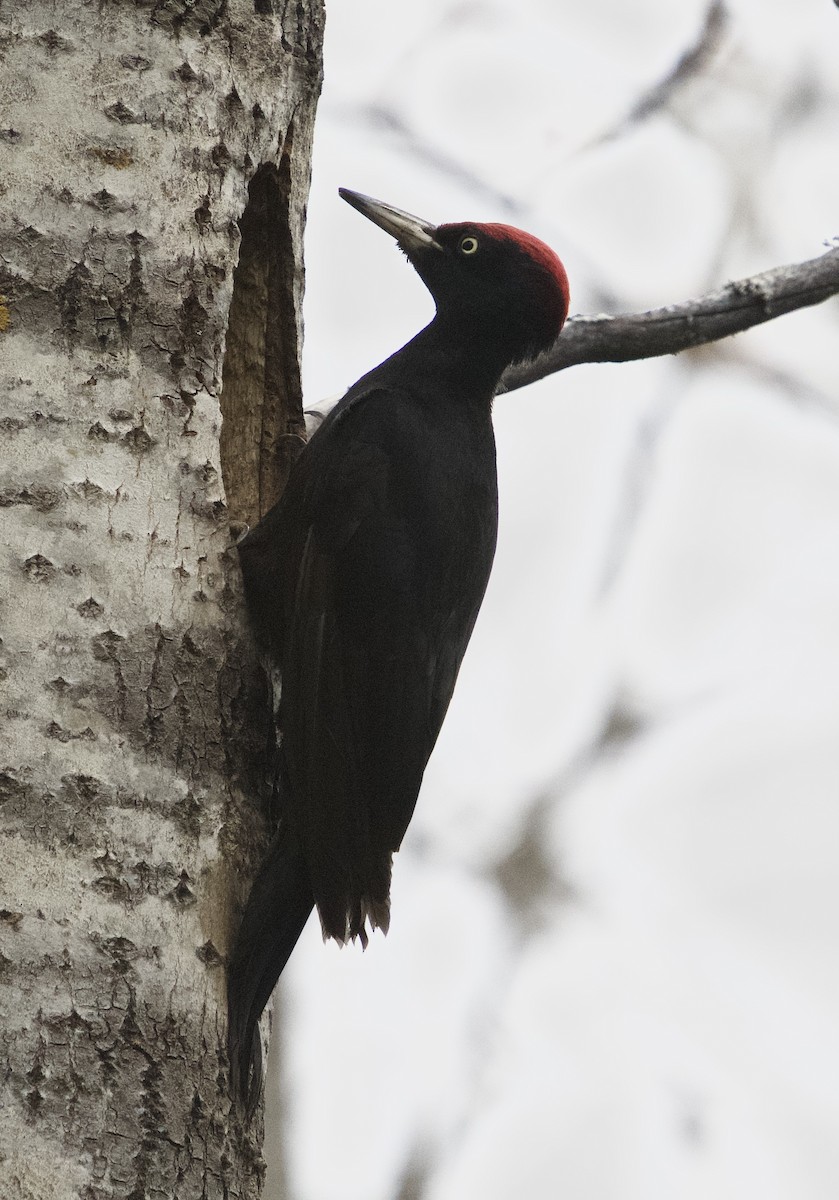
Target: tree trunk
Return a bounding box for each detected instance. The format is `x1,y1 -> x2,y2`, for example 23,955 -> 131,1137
0,2 -> 323,1196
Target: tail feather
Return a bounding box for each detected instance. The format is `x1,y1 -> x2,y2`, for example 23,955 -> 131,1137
227,823 -> 314,1112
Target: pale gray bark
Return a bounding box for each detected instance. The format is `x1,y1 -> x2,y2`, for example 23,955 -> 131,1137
0,2 -> 323,1197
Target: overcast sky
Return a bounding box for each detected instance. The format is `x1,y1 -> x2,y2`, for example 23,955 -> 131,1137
268,4 -> 839,1198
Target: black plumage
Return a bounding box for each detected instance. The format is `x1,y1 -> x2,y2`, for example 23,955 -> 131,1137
228,190 -> 570,1107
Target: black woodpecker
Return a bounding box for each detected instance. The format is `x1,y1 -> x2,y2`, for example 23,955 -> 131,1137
228,189 -> 570,1107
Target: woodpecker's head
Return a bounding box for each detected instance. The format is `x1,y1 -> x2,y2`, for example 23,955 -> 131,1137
340,188 -> 570,366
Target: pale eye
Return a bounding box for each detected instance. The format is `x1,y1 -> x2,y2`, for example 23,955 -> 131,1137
458,235 -> 479,256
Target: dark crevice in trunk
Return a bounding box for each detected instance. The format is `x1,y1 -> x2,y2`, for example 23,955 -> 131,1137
220,136 -> 306,529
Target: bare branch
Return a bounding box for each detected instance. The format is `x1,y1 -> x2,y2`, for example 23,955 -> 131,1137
497,244 -> 839,394
625,0 -> 728,128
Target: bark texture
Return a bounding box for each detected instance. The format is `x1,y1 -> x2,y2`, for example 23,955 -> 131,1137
0,2 -> 323,1196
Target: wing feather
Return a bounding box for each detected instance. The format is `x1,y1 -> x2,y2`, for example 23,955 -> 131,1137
240,384 -> 497,944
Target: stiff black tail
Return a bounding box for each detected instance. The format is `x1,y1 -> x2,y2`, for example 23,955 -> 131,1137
227,822 -> 314,1112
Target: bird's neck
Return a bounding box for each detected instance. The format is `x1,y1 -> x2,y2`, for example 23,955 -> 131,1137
373,317 -> 514,406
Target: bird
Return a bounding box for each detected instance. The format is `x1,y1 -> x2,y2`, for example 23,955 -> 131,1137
227,188 -> 570,1108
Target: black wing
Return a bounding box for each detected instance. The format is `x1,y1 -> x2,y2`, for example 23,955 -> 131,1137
240,384 -> 497,943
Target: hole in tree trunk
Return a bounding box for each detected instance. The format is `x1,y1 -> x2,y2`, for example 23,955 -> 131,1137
220,147 -> 306,528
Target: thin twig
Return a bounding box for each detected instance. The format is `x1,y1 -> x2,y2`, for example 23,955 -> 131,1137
626,0 -> 728,127
497,244 -> 839,394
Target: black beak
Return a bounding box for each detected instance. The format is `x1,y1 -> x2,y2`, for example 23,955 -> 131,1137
339,188 -> 440,253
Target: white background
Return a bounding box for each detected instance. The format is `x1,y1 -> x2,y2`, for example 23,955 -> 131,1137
269,3 -> 839,1197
